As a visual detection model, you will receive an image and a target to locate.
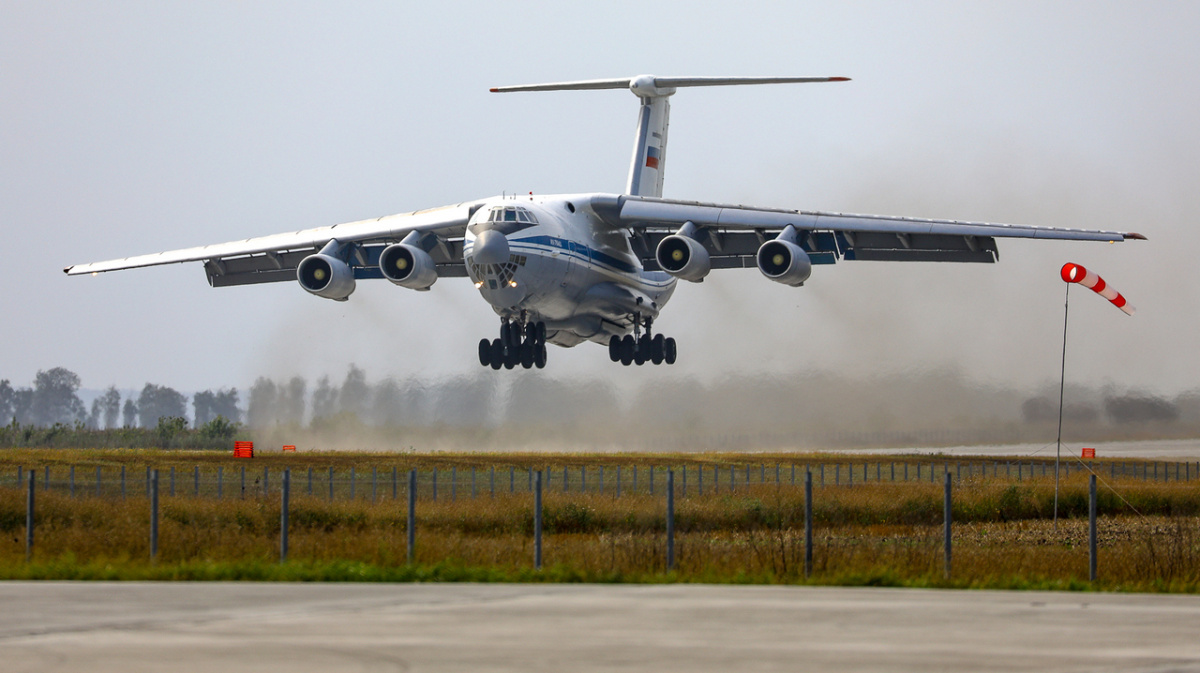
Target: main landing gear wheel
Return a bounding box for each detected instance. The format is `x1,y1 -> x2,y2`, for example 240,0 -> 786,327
489,339 -> 503,370
478,338 -> 491,367
608,336 -> 621,362
535,344 -> 547,369
520,342 -> 535,369
619,335 -> 635,366
664,337 -> 677,365
651,334 -> 665,365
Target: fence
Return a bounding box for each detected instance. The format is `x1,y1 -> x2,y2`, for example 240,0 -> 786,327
9,459 -> 1199,502
10,457 -> 1181,582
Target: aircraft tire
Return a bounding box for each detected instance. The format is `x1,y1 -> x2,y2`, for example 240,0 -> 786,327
620,335 -> 635,366
525,322 -> 538,343
651,334 -> 665,365
479,339 -> 492,367
535,344 -> 547,369
536,322 -> 547,345
520,343 -> 535,369
635,334 -> 651,365
664,337 -> 677,365
608,336 -> 621,362
508,322 -> 523,347
490,339 -> 504,370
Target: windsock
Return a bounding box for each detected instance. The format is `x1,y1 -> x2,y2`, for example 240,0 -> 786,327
1060,263 -> 1135,316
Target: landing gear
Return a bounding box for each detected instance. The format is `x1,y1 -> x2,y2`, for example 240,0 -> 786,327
481,318 -> 547,370
611,316 -> 676,366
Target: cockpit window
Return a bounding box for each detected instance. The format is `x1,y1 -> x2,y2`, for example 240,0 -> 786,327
472,206 -> 539,235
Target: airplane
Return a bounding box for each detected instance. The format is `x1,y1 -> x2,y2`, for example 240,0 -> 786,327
65,75 -> 1144,370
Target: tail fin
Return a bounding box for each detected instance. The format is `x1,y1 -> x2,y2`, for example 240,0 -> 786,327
491,75 -> 849,198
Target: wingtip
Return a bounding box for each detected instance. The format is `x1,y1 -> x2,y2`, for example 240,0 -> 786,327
1125,232 -> 1147,240
488,87 -> 499,93
62,266 -> 72,275
830,77 -> 851,82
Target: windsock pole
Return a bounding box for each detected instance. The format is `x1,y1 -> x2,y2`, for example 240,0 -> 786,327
1054,282 -> 1070,531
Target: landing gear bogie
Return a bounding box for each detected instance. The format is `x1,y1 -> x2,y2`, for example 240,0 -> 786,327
611,316 -> 676,367
481,319 -> 548,370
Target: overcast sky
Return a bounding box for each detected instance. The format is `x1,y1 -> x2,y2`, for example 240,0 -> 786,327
2,1 -> 1197,400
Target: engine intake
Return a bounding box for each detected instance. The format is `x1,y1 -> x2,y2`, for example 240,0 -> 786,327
655,232 -> 710,282
757,235 -> 812,287
297,253 -> 355,301
380,243 -> 437,290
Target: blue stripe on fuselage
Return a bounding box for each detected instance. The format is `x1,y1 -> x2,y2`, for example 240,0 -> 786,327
511,235 -> 642,275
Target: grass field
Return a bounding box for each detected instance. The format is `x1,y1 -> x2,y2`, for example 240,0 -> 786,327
1,449 -> 1199,591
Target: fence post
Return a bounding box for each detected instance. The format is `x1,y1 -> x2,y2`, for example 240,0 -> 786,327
309,467 -> 314,497
563,466 -> 568,493
490,466 -> 495,497
534,470 -> 543,570
217,466 -> 223,499
698,465 -> 703,496
150,469 -> 158,562
617,466 -> 622,497
69,465 -> 75,498
96,466 -> 102,498
432,468 -> 437,501
804,470 -> 813,579
26,470 -> 34,562
281,468 -> 290,563
667,469 -> 675,571
328,467 -> 334,501
241,465 -> 246,499
392,467 -> 397,500
349,467 -> 355,500
194,466 -> 200,496
650,466 -> 655,495
407,469 -> 416,564
472,466 -> 477,499
944,472 -> 952,580
264,466 -> 270,497
169,466 -> 175,497
1089,474 -> 1097,582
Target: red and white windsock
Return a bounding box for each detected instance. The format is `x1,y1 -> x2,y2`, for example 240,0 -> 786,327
1060,263 -> 1135,316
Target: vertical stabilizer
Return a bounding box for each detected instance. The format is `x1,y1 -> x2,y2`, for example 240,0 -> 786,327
490,75 -> 849,199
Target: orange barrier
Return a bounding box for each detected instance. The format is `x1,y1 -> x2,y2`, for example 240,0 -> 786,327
1081,447 -> 1096,459
233,441 -> 254,458
282,445 -> 296,453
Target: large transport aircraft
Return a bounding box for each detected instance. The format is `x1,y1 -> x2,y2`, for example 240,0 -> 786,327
66,75 -> 1144,370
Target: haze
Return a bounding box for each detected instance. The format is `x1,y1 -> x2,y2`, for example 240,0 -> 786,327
2,3 -> 1197,431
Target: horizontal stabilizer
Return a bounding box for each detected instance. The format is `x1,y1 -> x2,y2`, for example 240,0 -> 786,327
490,75 -> 849,93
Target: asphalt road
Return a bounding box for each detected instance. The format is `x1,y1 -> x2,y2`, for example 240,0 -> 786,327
1,582 -> 1199,672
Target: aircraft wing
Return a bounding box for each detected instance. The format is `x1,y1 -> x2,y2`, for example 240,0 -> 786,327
64,200 -> 488,287
616,196 -> 1145,268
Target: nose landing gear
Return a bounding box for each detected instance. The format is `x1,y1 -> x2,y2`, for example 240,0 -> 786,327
608,315 -> 675,366
480,318 -> 547,370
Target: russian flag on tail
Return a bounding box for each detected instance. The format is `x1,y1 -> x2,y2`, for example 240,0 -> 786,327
1061,263 -> 1135,316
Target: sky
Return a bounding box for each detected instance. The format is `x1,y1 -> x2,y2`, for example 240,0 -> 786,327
2,1 -> 1198,406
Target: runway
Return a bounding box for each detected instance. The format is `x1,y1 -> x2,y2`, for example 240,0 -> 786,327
831,438 -> 1200,459
2,582 -> 1199,672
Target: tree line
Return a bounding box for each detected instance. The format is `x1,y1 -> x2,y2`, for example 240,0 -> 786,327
0,367 -> 240,430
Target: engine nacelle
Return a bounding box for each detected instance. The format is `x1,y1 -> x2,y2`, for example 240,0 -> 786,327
380,243 -> 437,290
757,238 -> 812,286
655,234 -> 710,282
297,253 -> 356,301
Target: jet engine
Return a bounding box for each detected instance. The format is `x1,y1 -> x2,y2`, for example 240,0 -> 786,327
380,243 -> 437,290
297,253 -> 356,301
655,225 -> 710,282
756,226 -> 812,286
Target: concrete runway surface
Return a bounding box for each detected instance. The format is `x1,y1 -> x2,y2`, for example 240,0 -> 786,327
2,583 -> 1200,672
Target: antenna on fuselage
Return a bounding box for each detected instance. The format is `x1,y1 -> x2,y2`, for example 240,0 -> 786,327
490,75 -> 850,198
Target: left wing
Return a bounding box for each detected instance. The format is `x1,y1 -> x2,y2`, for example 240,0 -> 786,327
617,196 -> 1145,269
65,200 -> 488,286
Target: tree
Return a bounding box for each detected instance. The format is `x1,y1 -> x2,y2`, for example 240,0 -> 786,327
31,367 -> 86,426
311,376 -> 337,420
122,398 -> 138,428
100,387 -> 121,429
196,388 -> 241,425
12,388 -> 34,426
279,377 -> 306,425
137,384 -> 186,428
247,378 -> 277,427
87,397 -> 103,429
339,365 -> 370,416
0,380 -> 12,424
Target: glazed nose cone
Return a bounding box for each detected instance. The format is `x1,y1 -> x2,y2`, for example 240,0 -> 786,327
473,229 -> 510,265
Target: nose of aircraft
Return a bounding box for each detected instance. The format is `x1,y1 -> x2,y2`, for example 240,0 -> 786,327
473,229 -> 510,265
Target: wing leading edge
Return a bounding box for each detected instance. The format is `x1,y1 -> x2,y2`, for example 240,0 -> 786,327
616,195 -> 1144,270
64,200 -> 487,285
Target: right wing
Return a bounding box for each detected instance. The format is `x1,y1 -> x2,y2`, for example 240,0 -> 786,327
64,199 -> 488,287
